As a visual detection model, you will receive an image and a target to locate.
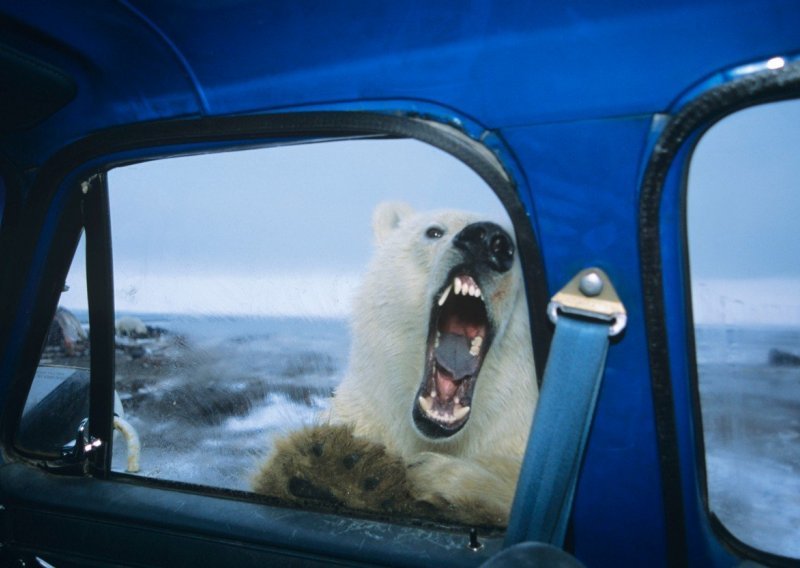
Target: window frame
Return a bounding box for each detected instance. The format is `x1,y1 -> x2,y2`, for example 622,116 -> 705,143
639,59 -> 800,567
0,111 -> 549,566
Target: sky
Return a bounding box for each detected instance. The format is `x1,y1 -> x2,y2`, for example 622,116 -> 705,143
687,98 -> 800,325
62,138 -> 509,317
60,99 -> 800,324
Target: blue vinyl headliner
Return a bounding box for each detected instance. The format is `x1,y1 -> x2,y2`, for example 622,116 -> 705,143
2,0 -> 800,166
2,2 -> 800,567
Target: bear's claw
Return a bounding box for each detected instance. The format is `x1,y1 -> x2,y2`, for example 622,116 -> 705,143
288,477 -> 339,504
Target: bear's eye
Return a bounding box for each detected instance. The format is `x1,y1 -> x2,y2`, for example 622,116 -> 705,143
425,226 -> 445,239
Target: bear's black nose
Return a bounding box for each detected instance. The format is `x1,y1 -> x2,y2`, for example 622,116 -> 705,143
453,222 -> 514,273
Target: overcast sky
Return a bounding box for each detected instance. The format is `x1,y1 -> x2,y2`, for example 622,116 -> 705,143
688,98 -> 800,324
64,138 -> 509,317
107,138 -> 508,276
60,99 -> 800,323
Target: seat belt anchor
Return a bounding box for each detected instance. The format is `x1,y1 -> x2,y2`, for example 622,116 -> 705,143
547,268 -> 627,336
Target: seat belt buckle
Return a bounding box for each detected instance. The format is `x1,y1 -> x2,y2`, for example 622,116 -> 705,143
547,268 -> 627,336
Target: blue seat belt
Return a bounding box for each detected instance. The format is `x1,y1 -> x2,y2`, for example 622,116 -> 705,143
506,268 -> 626,548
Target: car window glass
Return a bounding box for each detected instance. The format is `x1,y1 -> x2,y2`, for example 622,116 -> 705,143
687,99 -> 800,559
102,138 -> 537,528
17,234 -> 90,456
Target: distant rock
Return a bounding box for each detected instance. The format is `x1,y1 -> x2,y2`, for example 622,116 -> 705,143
768,348 -> 800,367
45,306 -> 89,357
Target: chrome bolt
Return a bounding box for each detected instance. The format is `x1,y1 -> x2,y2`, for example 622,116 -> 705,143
579,271 -> 604,297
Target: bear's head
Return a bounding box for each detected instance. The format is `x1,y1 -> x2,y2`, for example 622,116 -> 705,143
338,202 -> 536,454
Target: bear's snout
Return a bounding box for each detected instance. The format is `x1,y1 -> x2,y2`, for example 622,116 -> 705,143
453,222 -> 514,273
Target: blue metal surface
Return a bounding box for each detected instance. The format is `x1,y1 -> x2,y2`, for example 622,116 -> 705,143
504,116 -> 669,566
2,1 -> 800,165
1,1 -> 800,566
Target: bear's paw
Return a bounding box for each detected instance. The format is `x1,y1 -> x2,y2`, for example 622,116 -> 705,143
251,424 -> 435,517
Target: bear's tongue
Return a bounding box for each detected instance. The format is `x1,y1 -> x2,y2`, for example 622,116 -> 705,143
435,332 -> 480,383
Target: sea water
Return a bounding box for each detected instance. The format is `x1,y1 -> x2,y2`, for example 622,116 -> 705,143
102,316 -> 798,555
695,325 -> 800,557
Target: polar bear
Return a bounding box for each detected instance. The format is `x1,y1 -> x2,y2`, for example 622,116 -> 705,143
253,202 -> 538,527
115,316 -> 148,338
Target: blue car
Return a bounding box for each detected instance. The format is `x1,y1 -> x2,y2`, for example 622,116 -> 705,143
1,2 -> 798,566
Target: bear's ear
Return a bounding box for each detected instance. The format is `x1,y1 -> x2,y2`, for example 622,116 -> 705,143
372,201 -> 414,244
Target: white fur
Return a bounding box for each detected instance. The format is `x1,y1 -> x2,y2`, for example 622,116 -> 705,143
329,202 -> 538,521
115,316 -> 147,337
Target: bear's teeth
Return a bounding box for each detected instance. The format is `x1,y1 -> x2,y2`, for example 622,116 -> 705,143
438,284 -> 452,307
452,276 -> 482,297
418,396 -> 433,414
419,395 -> 469,423
469,336 -> 482,356
453,405 -> 471,421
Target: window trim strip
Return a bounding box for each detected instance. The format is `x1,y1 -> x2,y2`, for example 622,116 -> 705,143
638,60 -> 800,567
83,173 -> 115,476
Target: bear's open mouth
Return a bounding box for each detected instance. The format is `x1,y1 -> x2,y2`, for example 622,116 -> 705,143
413,270 -> 492,439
